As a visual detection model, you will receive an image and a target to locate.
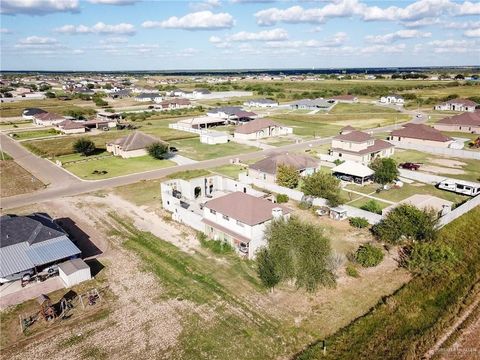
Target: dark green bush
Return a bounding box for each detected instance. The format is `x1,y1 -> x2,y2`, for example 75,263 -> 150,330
354,244 -> 384,267
360,199 -> 383,214
276,194 -> 289,203
346,264 -> 360,278
349,217 -> 369,228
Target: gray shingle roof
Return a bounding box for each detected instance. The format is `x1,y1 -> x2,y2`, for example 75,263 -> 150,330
111,131 -> 165,151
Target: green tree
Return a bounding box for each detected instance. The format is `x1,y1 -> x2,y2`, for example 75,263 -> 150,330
73,138 -> 96,156
147,142 -> 169,160
370,157 -> 399,184
372,204 -> 438,244
257,248 -> 281,290
276,164 -> 300,189
262,217 -> 336,292
302,172 -> 344,207
354,244 -> 384,267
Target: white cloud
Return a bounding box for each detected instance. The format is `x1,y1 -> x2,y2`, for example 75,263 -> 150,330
142,11 -> 234,30
99,37 -> 129,44
264,32 -> 348,49
54,22 -> 136,35
0,28 -> 12,34
464,28 -> 480,37
428,39 -> 478,53
444,20 -> 480,29
365,30 -> 431,44
228,28 -> 289,41
360,44 -> 407,54
17,36 -> 59,46
254,0 -> 480,26
88,0 -> 138,4
1,0 -> 79,15
190,0 -> 221,11
209,36 -> 223,43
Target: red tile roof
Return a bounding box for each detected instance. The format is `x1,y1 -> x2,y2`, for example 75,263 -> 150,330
204,192 -> 291,226
391,124 -> 452,142
34,112 -> 64,121
334,130 -> 373,142
436,112 -> 480,127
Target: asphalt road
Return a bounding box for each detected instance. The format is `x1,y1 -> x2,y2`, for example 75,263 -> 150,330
0,109 -> 420,211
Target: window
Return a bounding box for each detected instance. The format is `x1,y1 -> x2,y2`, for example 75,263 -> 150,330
210,209 -> 216,215
223,215 -> 230,221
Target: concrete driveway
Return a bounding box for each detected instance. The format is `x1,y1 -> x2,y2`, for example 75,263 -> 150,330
0,277 -> 64,310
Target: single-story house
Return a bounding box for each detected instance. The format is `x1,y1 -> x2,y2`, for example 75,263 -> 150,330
106,131 -> 165,158
331,160 -> 374,185
134,93 -> 161,102
32,112 -> 66,126
22,108 -> 47,120
380,95 -> 404,105
288,98 -> 335,111
330,95 -> 358,103
200,131 -> 230,145
390,123 -> 454,148
109,89 -> 131,99
56,120 -> 86,134
233,118 -> 292,140
243,98 -> 279,108
0,213 -> 81,284
434,99 -> 477,112
382,194 -> 453,217
156,98 -> 192,110
248,153 -> 319,183
433,111 -> 480,134
207,106 -> 257,123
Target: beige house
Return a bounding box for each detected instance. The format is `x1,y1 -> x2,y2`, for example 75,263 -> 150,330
434,99 -> 477,112
106,131 -> 165,158
33,112 -> 65,126
390,124 -> 453,148
233,118 -> 292,140
433,112 -> 480,134
247,153 -> 320,183
330,128 -> 394,165
56,120 -> 86,134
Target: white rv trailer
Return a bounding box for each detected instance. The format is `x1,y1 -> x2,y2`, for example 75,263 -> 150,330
437,179 -> 480,196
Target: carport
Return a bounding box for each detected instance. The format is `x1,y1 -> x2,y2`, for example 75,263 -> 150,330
332,160 -> 374,185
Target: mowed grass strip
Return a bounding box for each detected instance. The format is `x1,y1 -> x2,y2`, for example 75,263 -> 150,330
296,206 -> 480,360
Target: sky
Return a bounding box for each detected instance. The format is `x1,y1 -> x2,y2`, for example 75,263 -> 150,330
1,0 -> 479,71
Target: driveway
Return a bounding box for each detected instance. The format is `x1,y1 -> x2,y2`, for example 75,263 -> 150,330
0,277 -> 64,310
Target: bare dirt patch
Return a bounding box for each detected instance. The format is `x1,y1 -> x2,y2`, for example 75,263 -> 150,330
0,160 -> 44,197
429,158 -> 467,168
421,165 -> 466,175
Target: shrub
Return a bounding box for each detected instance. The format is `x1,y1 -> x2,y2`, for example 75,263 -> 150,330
276,194 -> 289,203
276,164 -> 300,189
298,200 -> 312,210
147,142 -> 169,160
346,264 -> 360,278
354,244 -> 384,267
372,204 -> 438,244
198,232 -> 233,254
73,138 -> 95,156
370,158 -> 399,184
405,242 -> 457,275
302,172 -> 344,207
360,199 -> 383,214
349,217 -> 369,228
257,248 -> 281,290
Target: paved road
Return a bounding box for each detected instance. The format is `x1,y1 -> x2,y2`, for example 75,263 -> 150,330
0,111 -> 419,211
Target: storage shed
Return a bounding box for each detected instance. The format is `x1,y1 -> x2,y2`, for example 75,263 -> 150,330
58,258 -> 91,288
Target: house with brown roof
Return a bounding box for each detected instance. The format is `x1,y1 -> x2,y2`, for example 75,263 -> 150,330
233,118 -> 292,140
330,128 -> 394,165
389,123 -> 453,148
56,120 -> 86,134
434,98 -> 477,112
155,98 -> 192,110
106,131 -> 165,158
248,153 -> 319,183
203,192 -> 291,258
33,112 -> 65,126
433,112 -> 480,134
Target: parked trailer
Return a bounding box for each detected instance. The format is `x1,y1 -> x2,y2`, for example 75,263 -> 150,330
437,179 -> 480,196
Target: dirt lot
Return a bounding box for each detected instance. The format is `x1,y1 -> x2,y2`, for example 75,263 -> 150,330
0,160 -> 44,197
1,192 -> 411,360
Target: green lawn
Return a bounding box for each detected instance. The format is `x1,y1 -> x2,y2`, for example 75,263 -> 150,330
375,182 -> 468,204
297,206 -> 480,360
169,137 -> 258,161
61,154 -> 175,179
10,128 -> 61,140
331,102 -> 399,114
210,164 -> 247,179
0,121 -> 32,130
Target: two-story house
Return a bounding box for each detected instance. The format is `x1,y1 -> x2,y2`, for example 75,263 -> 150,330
330,129 -> 394,164
203,192 -> 291,259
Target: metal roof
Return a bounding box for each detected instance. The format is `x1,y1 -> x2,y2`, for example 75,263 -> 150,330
0,235 -> 81,278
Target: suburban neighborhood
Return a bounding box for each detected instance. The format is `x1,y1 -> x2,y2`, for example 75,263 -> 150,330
1,1 -> 480,360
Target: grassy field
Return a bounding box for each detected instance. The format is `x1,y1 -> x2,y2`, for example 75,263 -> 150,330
0,98 -> 97,118
10,128 -> 61,140
169,137 -> 258,161
0,159 -> 44,197
211,164 -> 247,179
0,120 -> 32,130
330,102 -> 399,114
109,213 -> 409,359
61,154 -> 175,180
297,206 -> 480,360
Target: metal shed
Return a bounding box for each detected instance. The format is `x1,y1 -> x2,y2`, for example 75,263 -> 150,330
58,258 -> 91,288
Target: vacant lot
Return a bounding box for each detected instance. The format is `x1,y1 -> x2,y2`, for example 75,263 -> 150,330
0,159 -> 44,197
0,99 -> 97,118
10,128 -> 61,140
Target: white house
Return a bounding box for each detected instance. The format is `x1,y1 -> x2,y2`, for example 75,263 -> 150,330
434,99 -> 477,112
380,95 -> 404,105
233,118 -> 292,140
161,175 -> 289,259
56,120 -> 86,134
106,131 -> 165,158
243,99 -> 279,108
200,131 -> 230,144
32,112 -> 66,126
